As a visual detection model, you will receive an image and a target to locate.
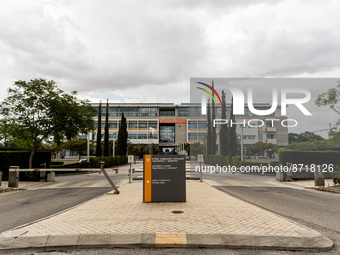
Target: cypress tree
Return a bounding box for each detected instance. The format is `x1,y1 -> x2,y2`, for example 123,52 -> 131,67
228,97 -> 238,163
96,101 -> 102,157
211,80 -> 216,155
117,113 -> 128,156
104,99 -> 109,156
220,90 -> 228,156
207,99 -> 212,155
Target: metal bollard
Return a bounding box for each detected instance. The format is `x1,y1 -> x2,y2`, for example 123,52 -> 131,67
8,166 -> 19,188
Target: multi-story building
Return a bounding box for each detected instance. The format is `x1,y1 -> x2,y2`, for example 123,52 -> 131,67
87,103 -> 289,156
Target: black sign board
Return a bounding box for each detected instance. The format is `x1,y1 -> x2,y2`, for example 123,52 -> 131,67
143,155 -> 186,202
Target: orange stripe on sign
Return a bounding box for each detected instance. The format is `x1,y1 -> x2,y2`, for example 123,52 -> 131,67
144,155 -> 152,202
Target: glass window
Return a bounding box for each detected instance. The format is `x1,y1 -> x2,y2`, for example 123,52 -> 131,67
198,133 -> 205,140
128,122 -> 137,129
159,126 -> 175,142
148,122 -> 158,129
198,123 -> 207,128
95,123 -> 105,128
138,122 -> 147,128
258,134 -> 263,140
159,110 -> 175,116
128,133 -> 137,139
190,107 -> 198,116
188,123 -> 197,129
178,107 -> 190,116
267,134 -> 275,139
139,107 -> 157,116
248,135 -> 256,140
138,133 -> 147,139
188,133 -> 197,140
109,123 -> 117,128
108,107 -> 118,116
120,107 -> 138,116
243,135 -> 247,140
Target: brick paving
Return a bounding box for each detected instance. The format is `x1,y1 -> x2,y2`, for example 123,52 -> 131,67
11,180 -> 318,238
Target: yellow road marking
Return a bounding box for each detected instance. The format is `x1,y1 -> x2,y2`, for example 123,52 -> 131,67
155,233 -> 187,247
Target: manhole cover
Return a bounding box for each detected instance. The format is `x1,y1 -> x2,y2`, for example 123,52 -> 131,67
171,210 -> 184,214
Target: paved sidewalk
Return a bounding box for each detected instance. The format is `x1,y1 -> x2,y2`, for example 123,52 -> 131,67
0,180 -> 333,251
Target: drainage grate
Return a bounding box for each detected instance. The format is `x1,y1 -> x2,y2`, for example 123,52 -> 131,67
171,210 -> 184,214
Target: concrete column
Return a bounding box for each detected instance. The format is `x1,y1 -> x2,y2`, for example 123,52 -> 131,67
276,171 -> 284,182
314,169 -> 325,187
8,166 -> 19,188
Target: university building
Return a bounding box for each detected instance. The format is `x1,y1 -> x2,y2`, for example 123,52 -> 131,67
87,103 -> 289,156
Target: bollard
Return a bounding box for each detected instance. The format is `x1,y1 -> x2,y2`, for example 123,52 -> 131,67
314,169 -> 325,187
0,171 -> 2,186
276,171 -> 284,182
8,166 -> 19,188
47,172 -> 55,182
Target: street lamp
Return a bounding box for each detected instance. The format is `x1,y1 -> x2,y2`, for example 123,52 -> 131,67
87,132 -> 92,162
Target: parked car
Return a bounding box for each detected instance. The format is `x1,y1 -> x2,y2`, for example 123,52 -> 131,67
79,159 -> 88,163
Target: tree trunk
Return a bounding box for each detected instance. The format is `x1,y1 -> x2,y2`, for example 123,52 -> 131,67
29,148 -> 37,169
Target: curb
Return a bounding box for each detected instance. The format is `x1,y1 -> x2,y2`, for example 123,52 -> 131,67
314,186 -> 340,194
0,232 -> 334,252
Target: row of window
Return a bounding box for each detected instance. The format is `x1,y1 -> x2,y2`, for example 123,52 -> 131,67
94,106 -> 275,117
188,133 -> 275,140
95,122 -> 158,129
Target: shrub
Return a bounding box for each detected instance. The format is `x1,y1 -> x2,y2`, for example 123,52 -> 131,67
279,150 -> 340,165
0,151 -> 51,181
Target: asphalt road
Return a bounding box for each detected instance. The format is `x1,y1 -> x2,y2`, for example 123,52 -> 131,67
2,166 -> 340,255
0,187 -> 111,232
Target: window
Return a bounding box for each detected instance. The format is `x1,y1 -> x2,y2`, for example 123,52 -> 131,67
198,133 -> 205,140
128,122 -> 137,129
149,122 -> 158,129
243,136 -> 247,140
139,107 -> 157,116
78,135 -> 86,139
248,135 -> 256,140
138,133 -> 147,139
159,126 -> 175,142
188,133 -> 197,140
188,123 -> 197,129
120,107 -> 138,116
258,134 -> 263,140
178,108 -> 190,116
128,133 -> 137,139
266,122 -> 273,127
95,123 -> 105,128
267,134 -> 274,139
198,123 -> 207,129
159,110 -> 175,116
109,123 -> 117,128
138,122 -> 147,129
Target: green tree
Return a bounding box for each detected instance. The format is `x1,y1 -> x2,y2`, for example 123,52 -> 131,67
116,113 -> 128,156
288,132 -> 324,143
220,90 -> 228,156
103,99 -> 109,156
249,142 -> 275,157
228,97 -> 238,163
206,99 -> 212,155
211,80 -> 216,155
96,101 -> 102,157
63,138 -> 88,160
316,81 -> 340,124
0,79 -> 96,168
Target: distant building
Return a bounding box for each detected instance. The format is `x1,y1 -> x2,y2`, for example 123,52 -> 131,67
84,103 -> 288,156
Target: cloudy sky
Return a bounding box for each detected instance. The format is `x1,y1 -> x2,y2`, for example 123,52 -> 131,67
0,0 -> 339,135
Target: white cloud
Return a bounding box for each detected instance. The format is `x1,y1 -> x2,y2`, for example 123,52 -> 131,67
0,0 -> 339,134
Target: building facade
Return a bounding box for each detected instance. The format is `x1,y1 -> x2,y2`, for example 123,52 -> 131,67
88,103 -> 289,156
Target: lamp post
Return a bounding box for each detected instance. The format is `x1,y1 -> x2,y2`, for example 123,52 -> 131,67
87,132 -> 92,162
112,135 -> 115,157
240,126 -> 244,161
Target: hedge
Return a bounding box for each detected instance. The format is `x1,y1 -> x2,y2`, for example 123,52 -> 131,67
0,151 -> 51,181
278,150 -> 340,165
204,155 -> 241,167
